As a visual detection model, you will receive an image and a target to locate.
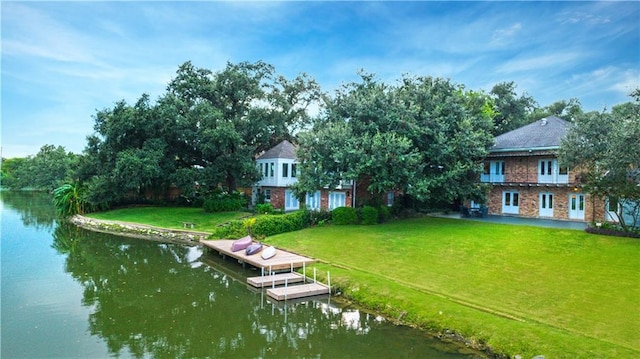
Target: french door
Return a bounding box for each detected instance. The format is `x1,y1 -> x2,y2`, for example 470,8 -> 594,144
502,191 -> 519,214
539,192 -> 554,217
568,193 -> 585,220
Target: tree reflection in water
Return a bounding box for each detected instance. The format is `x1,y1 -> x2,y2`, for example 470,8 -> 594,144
51,223 -> 476,358
1,191 -> 57,230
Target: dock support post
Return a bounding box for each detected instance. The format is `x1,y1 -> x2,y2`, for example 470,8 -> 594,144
328,271 -> 331,295
303,262 -> 306,283
314,267 -> 317,283
284,278 -> 288,301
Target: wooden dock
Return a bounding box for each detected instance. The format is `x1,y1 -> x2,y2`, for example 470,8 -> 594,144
247,272 -> 305,288
266,282 -> 330,301
201,239 -> 315,272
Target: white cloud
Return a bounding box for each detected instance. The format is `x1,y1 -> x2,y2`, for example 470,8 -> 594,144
490,23 -> 522,46
497,52 -> 582,74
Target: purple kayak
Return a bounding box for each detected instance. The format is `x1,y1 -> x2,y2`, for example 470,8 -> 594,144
231,235 -> 252,252
245,242 -> 263,256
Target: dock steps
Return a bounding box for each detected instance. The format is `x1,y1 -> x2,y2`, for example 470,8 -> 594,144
267,282 -> 330,301
247,272 -> 305,288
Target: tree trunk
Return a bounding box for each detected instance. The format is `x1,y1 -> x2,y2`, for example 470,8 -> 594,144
226,174 -> 237,192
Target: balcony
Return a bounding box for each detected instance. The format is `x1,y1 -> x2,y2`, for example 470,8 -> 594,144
480,174 -> 505,183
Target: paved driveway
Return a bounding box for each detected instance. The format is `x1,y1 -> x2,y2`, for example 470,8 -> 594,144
433,213 -> 588,230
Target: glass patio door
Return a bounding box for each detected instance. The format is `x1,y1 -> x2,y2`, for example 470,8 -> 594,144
568,193 -> 585,220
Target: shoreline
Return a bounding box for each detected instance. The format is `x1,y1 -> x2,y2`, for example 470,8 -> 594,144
70,214 -> 211,245
68,214 -> 497,358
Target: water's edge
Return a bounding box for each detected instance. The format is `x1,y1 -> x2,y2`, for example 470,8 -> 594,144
68,214 -> 496,358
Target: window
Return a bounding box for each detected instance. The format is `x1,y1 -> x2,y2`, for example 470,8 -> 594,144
559,166 -> 569,175
291,164 -> 297,178
282,163 -> 289,178
259,163 -> 264,177
608,197 -> 618,212
285,189 -> 299,210
270,162 -> 274,177
263,162 -> 269,177
265,189 -> 271,202
329,192 -> 346,210
483,162 -> 490,175
306,191 -> 321,210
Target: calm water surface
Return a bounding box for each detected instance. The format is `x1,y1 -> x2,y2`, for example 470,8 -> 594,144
1,191 -> 483,358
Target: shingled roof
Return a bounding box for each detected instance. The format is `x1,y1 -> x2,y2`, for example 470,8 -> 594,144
491,116 -> 570,152
257,140 -> 298,160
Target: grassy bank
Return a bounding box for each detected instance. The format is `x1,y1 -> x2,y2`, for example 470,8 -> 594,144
265,217 -> 640,358
86,206 -> 247,230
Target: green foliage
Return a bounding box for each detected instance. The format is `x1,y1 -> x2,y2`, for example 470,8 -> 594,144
489,81 -> 537,135
255,203 -> 276,215
296,73 -> 494,209
378,205 -> 392,223
2,145 -> 79,191
251,210 -> 308,237
307,209 -> 332,226
559,90 -> 640,231
210,220 -> 246,239
203,191 -> 247,213
332,206 -> 358,225
361,205 -> 379,225
53,182 -> 91,217
78,61 -> 320,208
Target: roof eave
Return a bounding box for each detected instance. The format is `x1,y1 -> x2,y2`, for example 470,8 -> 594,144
490,146 -> 560,153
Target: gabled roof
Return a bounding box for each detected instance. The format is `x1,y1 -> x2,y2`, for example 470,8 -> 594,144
257,140 -> 298,160
491,116 -> 570,152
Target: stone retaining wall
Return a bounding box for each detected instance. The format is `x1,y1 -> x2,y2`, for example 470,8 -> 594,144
70,215 -> 210,246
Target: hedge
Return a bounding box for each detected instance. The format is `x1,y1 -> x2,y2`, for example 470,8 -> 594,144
361,205 -> 379,225
332,206 -> 358,225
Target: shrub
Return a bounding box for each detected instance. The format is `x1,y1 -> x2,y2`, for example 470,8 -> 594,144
255,203 -> 276,215
378,205 -> 392,223
332,206 -> 358,225
307,209 -> 332,226
251,210 -> 309,237
361,206 -> 379,225
210,220 -> 246,239
203,191 -> 247,213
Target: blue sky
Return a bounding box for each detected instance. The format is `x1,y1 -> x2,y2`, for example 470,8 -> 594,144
2,1 -> 639,158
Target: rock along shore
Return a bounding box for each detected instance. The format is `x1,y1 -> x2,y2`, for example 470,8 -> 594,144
70,215 -> 210,246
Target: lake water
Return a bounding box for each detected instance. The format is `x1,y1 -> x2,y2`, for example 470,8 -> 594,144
1,191 -> 483,358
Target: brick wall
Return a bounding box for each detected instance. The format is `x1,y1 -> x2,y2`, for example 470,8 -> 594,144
487,186 -> 606,222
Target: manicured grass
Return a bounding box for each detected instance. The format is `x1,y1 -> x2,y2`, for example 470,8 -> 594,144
265,217 -> 640,358
86,206 -> 248,231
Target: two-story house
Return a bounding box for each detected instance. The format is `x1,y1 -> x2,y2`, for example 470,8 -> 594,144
480,116 -> 605,222
252,140 -> 353,211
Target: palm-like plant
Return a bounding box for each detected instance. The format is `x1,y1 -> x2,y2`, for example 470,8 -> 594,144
53,182 -> 90,217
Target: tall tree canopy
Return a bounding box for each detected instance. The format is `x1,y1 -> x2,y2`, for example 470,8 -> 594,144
489,81 -> 537,135
559,90 -> 640,230
78,61 -> 321,208
295,73 -> 495,206
1,145 -> 78,191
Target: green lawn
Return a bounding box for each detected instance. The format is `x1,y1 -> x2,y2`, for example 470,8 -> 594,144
86,206 -> 248,231
265,217 -> 640,358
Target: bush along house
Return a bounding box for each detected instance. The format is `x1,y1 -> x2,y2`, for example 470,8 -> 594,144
479,116 -> 606,222
252,140 -> 353,211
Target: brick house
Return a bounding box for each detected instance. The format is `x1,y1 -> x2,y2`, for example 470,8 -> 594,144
479,116 -> 606,223
252,140 -> 353,211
